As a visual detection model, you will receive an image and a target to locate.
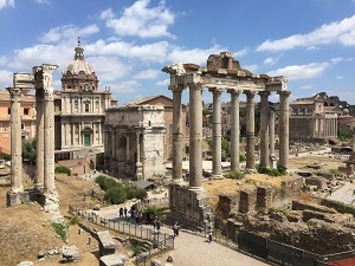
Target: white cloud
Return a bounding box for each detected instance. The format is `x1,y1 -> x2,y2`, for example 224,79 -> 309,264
0,69 -> 13,87
103,0 -> 176,38
40,24 -> 99,43
34,0 -> 50,4
167,44 -> 225,65
155,78 -> 169,86
257,14 -> 355,52
86,39 -> 170,62
99,8 -> 114,20
242,64 -> 259,72
300,84 -> 312,89
0,0 -> 15,9
330,57 -> 353,64
335,75 -> 344,79
135,69 -> 160,79
268,62 -> 330,80
108,80 -> 141,95
234,48 -> 249,58
89,56 -> 130,81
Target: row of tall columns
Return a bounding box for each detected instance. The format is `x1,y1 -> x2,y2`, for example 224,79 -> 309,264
170,85 -> 290,187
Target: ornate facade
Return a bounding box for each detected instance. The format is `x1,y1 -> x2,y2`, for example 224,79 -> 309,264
104,105 -> 166,180
55,40 -> 113,151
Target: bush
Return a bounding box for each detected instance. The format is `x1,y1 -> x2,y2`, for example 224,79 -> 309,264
95,175 -> 120,191
256,164 -> 286,177
55,165 -> 71,176
52,222 -> 68,241
104,186 -> 127,204
0,152 -> 11,161
225,170 -> 245,180
239,154 -> 246,162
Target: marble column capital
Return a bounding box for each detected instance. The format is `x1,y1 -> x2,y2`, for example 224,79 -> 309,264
244,90 -> 256,99
187,82 -> 204,91
170,84 -> 186,92
258,91 -> 271,97
277,90 -> 291,97
7,87 -> 21,102
227,89 -> 242,95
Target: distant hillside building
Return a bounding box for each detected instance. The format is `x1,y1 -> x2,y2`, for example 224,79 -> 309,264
54,40 -> 115,152
289,94 -> 337,142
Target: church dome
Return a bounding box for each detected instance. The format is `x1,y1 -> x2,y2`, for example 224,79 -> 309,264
63,39 -> 96,77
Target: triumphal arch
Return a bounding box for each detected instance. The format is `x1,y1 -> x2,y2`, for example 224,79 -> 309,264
7,64 -> 60,215
163,52 -> 290,228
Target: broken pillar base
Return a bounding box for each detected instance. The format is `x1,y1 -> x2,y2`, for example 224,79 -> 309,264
7,190 -> 31,206
211,174 -> 224,180
168,183 -> 213,231
42,189 -> 61,215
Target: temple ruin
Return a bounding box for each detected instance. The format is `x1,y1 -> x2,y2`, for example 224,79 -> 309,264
6,64 -> 60,215
163,52 -> 290,228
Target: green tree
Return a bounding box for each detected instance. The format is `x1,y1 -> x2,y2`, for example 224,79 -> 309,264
104,186 -> 127,204
22,138 -> 36,164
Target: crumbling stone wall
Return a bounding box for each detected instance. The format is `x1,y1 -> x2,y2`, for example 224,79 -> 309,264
239,189 -> 257,213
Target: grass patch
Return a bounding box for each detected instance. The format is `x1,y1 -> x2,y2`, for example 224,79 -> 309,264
52,222 -> 68,242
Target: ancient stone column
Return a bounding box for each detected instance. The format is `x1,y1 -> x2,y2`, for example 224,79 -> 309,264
228,89 -> 241,171
171,86 -> 184,182
35,89 -> 45,190
209,88 -> 223,179
189,84 -> 203,188
245,91 -> 256,171
7,87 -> 23,193
259,91 -> 270,167
136,132 -> 143,180
269,109 -> 276,156
42,65 -> 58,193
278,90 -> 290,169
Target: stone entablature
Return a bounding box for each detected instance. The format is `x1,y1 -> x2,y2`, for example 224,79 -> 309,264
104,105 -> 166,180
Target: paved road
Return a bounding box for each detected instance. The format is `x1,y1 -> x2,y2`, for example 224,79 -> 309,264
156,230 -> 268,266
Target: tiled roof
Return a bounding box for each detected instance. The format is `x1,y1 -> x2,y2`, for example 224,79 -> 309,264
0,90 -> 35,102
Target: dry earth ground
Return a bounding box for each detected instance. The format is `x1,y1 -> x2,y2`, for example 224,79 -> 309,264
0,155 -> 344,265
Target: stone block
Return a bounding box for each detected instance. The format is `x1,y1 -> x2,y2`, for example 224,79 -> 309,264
99,254 -> 125,266
239,189 -> 257,214
97,231 -> 116,256
7,191 -> 22,206
17,261 -> 34,266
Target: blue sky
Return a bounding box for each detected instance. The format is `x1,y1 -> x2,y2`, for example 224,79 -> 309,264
1,0 -> 355,105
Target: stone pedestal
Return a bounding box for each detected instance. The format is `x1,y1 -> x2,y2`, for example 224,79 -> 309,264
169,184 -> 213,230
42,190 -> 60,215
7,191 -> 22,206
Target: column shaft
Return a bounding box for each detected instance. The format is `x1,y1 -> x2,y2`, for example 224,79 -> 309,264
44,94 -> 55,192
245,91 -> 255,170
269,111 -> 276,156
172,88 -> 183,182
259,91 -> 270,167
229,90 -> 240,171
211,89 -> 222,178
189,84 -> 203,188
35,89 -> 44,190
8,87 -> 23,193
278,91 -> 290,169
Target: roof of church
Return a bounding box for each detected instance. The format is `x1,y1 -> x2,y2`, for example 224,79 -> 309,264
62,38 -> 96,77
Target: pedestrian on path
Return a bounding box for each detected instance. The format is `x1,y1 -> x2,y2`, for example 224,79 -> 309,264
173,221 -> 181,237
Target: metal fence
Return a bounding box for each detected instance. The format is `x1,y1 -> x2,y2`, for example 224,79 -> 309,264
237,230 -> 355,266
69,205 -> 174,264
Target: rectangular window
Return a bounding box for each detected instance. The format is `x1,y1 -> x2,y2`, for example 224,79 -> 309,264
24,108 -> 29,115
8,108 -> 11,115
21,123 -> 25,130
